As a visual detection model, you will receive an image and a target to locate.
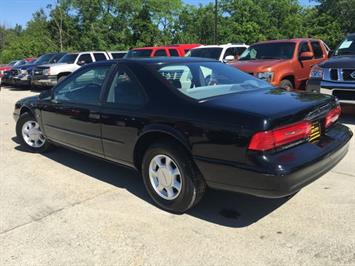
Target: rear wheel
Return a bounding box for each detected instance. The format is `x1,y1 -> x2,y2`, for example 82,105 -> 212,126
142,142 -> 206,213
16,113 -> 52,152
280,79 -> 294,91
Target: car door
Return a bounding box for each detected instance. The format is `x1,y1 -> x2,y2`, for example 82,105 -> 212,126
100,64 -> 147,165
297,41 -> 314,83
310,40 -> 327,66
40,63 -> 114,155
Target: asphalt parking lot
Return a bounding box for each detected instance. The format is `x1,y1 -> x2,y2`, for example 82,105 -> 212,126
0,86 -> 354,266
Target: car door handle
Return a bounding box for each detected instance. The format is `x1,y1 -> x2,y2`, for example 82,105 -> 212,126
89,112 -> 100,120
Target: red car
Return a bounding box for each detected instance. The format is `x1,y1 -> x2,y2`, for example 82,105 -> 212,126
126,44 -> 201,58
0,58 -> 36,85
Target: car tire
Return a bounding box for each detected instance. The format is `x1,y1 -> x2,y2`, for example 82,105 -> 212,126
142,141 -> 206,213
57,75 -> 67,84
280,79 -> 294,91
16,113 -> 52,153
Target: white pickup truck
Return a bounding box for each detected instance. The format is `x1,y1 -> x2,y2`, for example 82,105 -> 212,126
31,51 -> 125,88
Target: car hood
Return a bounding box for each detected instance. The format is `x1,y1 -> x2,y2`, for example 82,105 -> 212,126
320,55 -> 355,68
232,59 -> 288,72
200,88 -> 334,129
0,66 -> 12,71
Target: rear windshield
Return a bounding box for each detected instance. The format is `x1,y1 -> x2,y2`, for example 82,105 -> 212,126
58,53 -> 78,64
239,42 -> 296,60
334,35 -> 355,56
190,48 -> 223,60
126,49 -> 152,58
156,62 -> 271,100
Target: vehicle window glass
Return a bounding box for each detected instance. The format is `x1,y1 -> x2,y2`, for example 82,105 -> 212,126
235,47 -> 247,55
157,62 -> 271,100
94,53 -> 107,61
77,54 -> 93,65
169,49 -> 179,56
311,42 -> 323,58
126,49 -> 152,58
49,53 -> 66,63
111,53 -> 126,59
106,67 -> 145,106
58,54 -> 78,64
154,49 -> 168,57
240,43 -> 295,60
159,65 -> 193,91
224,48 -> 235,58
299,42 -> 310,53
334,35 -> 355,56
53,65 -> 111,105
190,48 -> 223,60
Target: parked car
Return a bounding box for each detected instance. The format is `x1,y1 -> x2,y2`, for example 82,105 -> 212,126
13,57 -> 352,213
187,43 -> 249,63
1,58 -> 36,86
126,44 -> 200,58
231,39 -> 329,90
108,51 -> 127,59
306,33 -> 355,104
31,51 -> 110,88
0,60 -> 20,85
13,52 -> 66,87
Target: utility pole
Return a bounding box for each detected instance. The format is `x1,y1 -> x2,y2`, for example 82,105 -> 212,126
214,0 -> 218,44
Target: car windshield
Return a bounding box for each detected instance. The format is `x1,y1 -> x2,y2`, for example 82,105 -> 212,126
34,54 -> 54,64
239,42 -> 296,60
58,53 -> 78,64
126,49 -> 152,58
189,48 -> 223,60
334,35 -> 355,56
156,62 -> 271,100
8,61 -> 18,66
49,53 -> 66,63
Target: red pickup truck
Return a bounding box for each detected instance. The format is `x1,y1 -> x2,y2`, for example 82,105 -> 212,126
126,44 -> 201,58
231,38 -> 330,90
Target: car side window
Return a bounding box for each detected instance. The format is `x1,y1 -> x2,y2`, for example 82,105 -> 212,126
311,41 -> 323,59
169,49 -> 179,56
106,67 -> 145,106
154,49 -> 167,57
77,54 -> 93,65
53,65 -> 111,105
299,42 -> 310,53
224,48 -> 235,58
94,53 -> 107,61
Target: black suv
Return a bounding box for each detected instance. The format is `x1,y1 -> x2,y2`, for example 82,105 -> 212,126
307,33 -> 355,104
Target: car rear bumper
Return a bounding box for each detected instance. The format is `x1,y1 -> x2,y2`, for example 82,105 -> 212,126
194,123 -> 352,198
307,79 -> 355,104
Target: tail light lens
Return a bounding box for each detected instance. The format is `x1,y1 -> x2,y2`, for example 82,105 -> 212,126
249,121 -> 312,151
325,105 -> 341,128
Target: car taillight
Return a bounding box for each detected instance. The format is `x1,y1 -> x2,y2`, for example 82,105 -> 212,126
325,105 -> 341,128
248,121 -> 312,151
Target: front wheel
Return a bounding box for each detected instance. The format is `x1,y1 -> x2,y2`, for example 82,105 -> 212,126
16,113 -> 52,152
142,142 -> 206,213
280,79 -> 294,91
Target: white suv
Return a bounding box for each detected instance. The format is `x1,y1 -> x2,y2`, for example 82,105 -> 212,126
188,43 -> 249,63
32,51 -> 111,87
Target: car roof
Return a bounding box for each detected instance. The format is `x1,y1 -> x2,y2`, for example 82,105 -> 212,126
193,43 -> 247,49
347,33 -> 355,37
89,57 -> 217,67
254,38 -> 322,45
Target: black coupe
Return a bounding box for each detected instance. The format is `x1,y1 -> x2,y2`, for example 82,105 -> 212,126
13,57 -> 352,213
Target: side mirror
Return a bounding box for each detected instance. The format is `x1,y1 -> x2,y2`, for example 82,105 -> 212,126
224,55 -> 235,63
299,51 -> 314,60
77,60 -> 86,66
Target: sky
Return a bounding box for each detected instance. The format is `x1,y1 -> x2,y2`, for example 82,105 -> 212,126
0,0 -> 315,28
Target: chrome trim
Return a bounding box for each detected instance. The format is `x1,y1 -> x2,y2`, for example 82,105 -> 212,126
321,81 -> 355,88
323,68 -> 355,83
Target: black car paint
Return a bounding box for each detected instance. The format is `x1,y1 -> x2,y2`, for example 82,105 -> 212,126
14,58 -> 352,198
